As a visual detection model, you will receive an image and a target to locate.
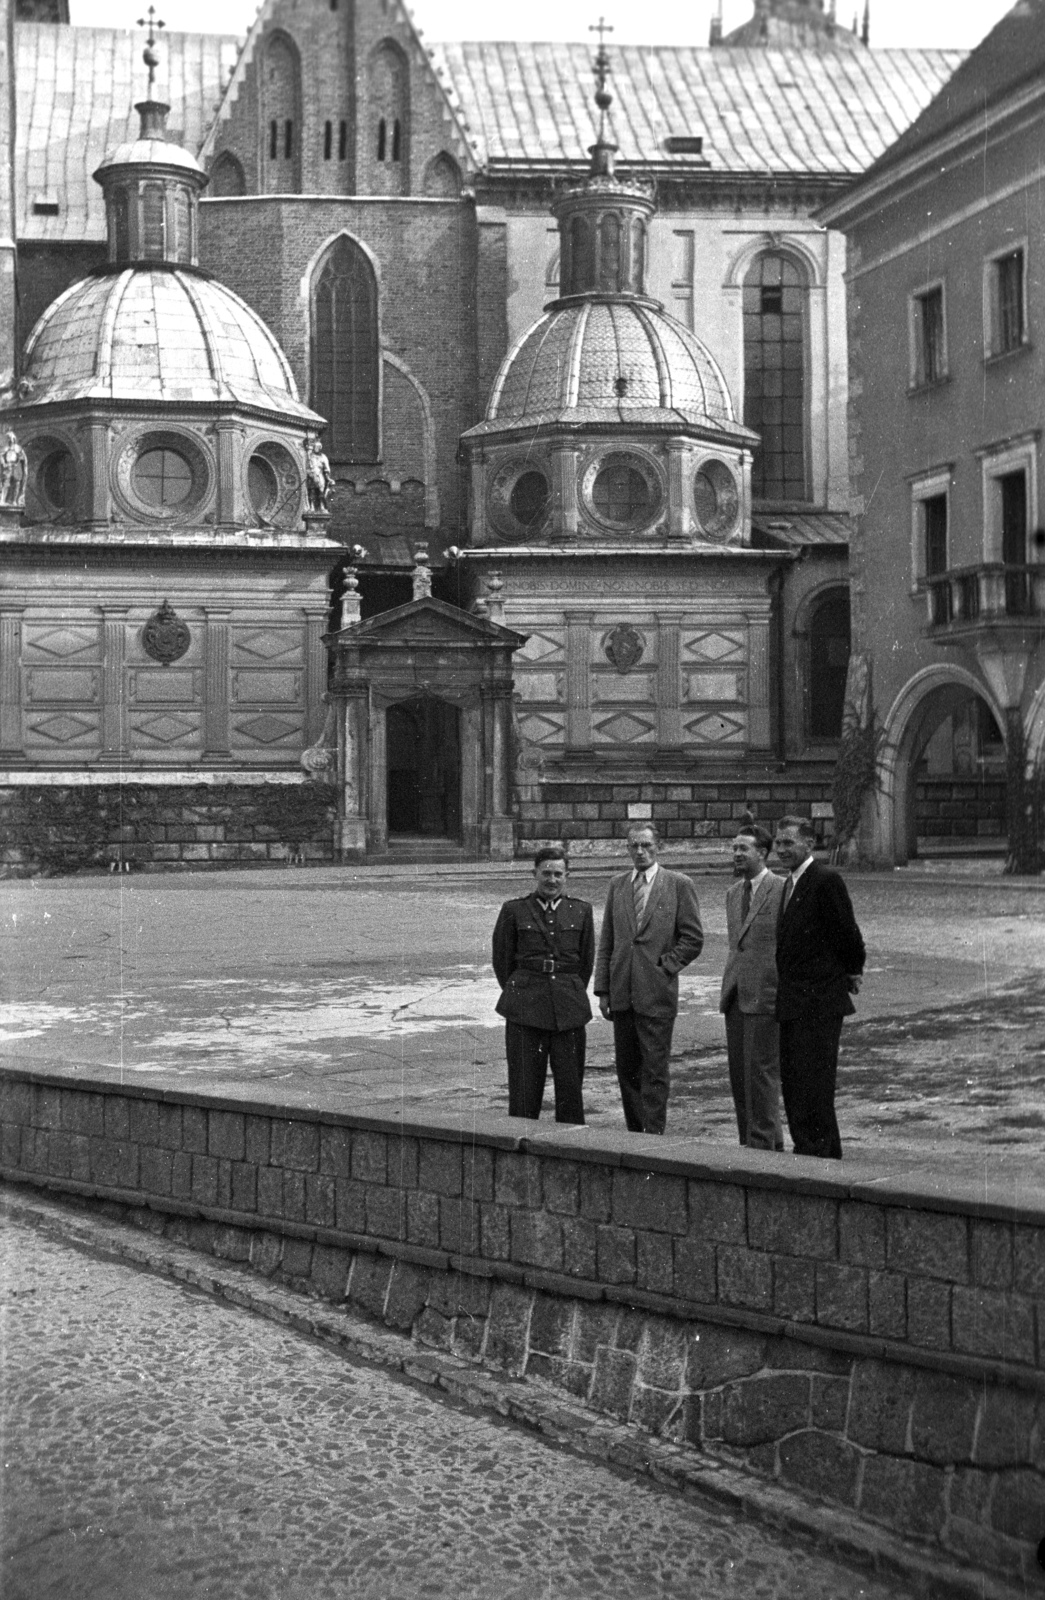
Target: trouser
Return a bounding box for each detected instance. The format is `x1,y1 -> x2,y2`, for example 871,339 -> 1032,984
778,1011 -> 845,1159
505,1021 -> 586,1124
724,1001 -> 783,1150
612,1009 -> 676,1134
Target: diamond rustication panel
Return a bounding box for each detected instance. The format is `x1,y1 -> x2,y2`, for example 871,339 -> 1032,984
682,631 -> 745,663
517,712 -> 565,745
231,630 -> 304,665
517,632 -> 565,664
683,711 -> 747,744
129,712 -> 202,747
25,712 -> 100,746
593,711 -> 656,744
23,625 -> 100,662
232,714 -> 303,747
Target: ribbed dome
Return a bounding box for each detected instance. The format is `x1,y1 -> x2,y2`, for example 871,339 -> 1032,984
484,298 -> 735,430
19,268 -> 320,422
96,137 -> 204,179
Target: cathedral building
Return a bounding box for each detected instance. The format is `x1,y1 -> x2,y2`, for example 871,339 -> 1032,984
0,0 -> 962,867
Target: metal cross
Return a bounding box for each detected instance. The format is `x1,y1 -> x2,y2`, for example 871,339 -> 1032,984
137,6 -> 166,93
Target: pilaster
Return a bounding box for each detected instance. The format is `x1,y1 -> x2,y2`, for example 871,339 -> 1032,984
0,606 -> 23,753
565,610 -> 593,750
202,609 -> 230,757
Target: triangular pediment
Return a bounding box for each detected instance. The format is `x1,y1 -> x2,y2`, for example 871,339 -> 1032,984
334,598 -> 526,650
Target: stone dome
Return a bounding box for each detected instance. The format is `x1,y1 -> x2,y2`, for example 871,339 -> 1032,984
483,297 -> 736,432
18,268 -> 320,422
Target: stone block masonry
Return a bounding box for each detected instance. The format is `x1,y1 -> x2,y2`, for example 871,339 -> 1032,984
1,1066 -> 1042,1591
0,784 -> 336,873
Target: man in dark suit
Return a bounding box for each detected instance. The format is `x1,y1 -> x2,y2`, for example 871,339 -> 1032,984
720,824 -> 785,1151
773,815 -> 866,1160
594,823 -> 704,1135
492,845 -> 595,1124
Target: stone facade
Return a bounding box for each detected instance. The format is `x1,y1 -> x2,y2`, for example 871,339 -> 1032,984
2,1067 -> 1042,1587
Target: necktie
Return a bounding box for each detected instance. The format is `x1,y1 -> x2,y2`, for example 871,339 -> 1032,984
633,871 -> 647,922
741,879 -> 752,920
782,874 -> 795,912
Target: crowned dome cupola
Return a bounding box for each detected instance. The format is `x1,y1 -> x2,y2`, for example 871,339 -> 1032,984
461,39 -> 756,549
3,27 -> 325,536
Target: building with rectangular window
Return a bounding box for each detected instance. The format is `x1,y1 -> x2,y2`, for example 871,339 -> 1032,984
820,0 -> 1045,871
0,0 -> 966,865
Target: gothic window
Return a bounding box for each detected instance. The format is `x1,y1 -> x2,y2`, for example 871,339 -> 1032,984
369,42 -> 408,194
263,33 -> 301,193
209,152 -> 246,197
422,153 -> 462,197
311,237 -> 380,463
743,252 -> 808,501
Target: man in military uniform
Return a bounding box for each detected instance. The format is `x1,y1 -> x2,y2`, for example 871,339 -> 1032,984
492,845 -> 595,1125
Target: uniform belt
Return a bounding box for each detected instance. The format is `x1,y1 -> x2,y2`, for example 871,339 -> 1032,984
516,957 -> 580,975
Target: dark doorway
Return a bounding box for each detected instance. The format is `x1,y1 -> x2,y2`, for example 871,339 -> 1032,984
386,697 -> 461,838
807,589 -> 851,741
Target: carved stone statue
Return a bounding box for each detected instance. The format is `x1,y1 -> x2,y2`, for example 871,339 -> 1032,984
305,436 -> 335,513
0,431 -> 27,508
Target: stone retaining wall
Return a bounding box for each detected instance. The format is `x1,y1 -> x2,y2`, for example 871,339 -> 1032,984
0,783 -> 337,874
1,1068 -> 1041,1590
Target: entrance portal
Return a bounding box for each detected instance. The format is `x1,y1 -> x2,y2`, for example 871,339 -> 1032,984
386,697 -> 462,839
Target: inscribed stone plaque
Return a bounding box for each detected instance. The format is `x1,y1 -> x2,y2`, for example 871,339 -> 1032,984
231,671 -> 302,704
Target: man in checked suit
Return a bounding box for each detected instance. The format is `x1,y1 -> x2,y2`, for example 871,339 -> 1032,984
774,815 -> 866,1160
720,823 -> 785,1151
594,823 -> 704,1134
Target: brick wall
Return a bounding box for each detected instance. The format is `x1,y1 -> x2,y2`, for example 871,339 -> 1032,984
1,1068 -> 1041,1587
916,778 -> 1007,843
516,773 -> 838,848
0,783 -> 336,874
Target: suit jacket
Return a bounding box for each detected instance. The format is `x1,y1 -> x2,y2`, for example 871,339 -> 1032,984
719,870 -> 785,1016
775,859 -> 865,1022
492,892 -> 595,1033
593,867 -> 704,1020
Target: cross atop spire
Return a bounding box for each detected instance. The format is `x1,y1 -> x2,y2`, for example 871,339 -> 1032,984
137,6 -> 165,94
588,16 -> 614,140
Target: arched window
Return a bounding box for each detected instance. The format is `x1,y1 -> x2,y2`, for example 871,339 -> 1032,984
598,213 -> 621,292
807,588 -> 851,741
311,236 -> 380,463
743,252 -> 808,501
263,33 -> 301,193
141,184 -> 165,258
422,153 -> 462,197
209,152 -> 246,197
369,42 -> 408,194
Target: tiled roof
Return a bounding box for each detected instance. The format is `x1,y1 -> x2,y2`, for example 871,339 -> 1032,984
433,42 -> 965,175
858,0 -> 1045,175
15,23 -> 239,242
751,510 -> 850,547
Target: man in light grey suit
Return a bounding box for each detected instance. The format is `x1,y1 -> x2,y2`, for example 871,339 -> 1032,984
719,824 -> 785,1151
594,823 -> 704,1134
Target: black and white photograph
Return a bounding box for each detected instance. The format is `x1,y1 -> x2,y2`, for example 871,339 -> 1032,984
0,0 -> 1042,1593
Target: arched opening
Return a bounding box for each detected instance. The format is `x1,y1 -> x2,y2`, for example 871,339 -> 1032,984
210,152 -> 246,197
890,680 -> 1007,863
386,697 -> 461,840
806,587 -> 850,742
263,32 -> 301,193
422,152 -> 462,197
369,41 -> 408,195
311,236 -> 380,464
743,251 -> 808,502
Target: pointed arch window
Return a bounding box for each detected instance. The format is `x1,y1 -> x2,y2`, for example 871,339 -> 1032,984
311,237 -> 380,463
370,41 -> 408,194
743,252 -> 808,501
263,32 -> 301,192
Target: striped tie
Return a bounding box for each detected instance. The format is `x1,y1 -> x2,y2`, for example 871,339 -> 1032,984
633,871 -> 647,922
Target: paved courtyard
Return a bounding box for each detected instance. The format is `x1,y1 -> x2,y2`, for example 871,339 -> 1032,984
1,858 -> 1044,1178
0,1204 -> 915,1600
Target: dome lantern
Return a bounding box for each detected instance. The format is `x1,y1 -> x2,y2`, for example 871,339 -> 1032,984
92,11 -> 208,269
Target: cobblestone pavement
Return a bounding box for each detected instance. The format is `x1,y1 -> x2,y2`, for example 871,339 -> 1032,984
1,864 -> 1044,1171
0,1209 -> 912,1600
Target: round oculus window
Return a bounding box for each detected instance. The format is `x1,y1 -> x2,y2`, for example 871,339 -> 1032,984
693,459 -> 739,537
132,447 -> 193,508
38,448 -> 77,512
591,458 -> 653,528
509,470 -> 549,529
248,454 -> 279,521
